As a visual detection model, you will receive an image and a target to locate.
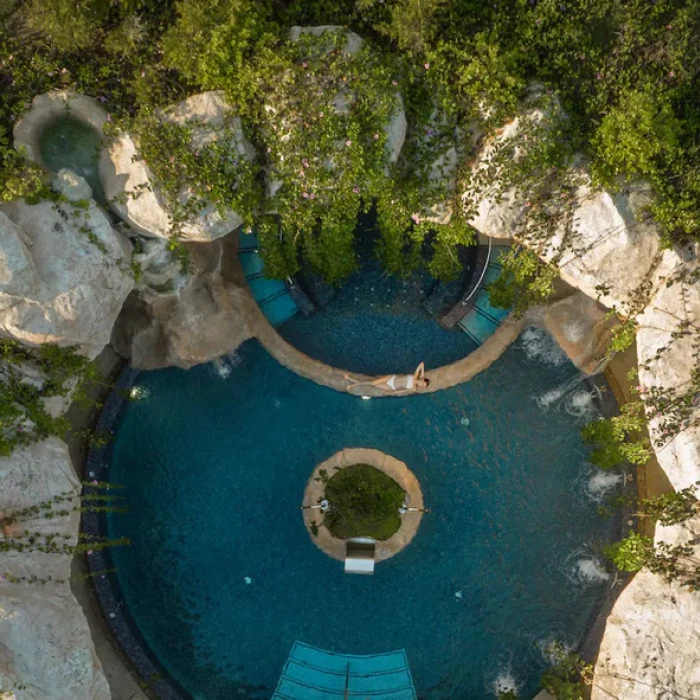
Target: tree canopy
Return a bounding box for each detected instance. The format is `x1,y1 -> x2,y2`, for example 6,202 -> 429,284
1,0 -> 698,283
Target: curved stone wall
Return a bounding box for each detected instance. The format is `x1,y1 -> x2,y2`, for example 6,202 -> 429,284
301,448 -> 425,563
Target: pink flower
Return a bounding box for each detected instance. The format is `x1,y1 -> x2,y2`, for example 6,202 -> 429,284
345,140 -> 352,146
666,24 -> 672,30
92,480 -> 98,485
245,227 -> 253,234
87,550 -> 93,555
266,147 -> 272,153
310,193 -> 316,199
579,54 -> 585,61
106,113 -> 112,122
669,70 -> 675,78
596,72 -> 603,80
302,192 -> 309,198
424,62 -> 430,70
352,187 -> 360,194
319,111 -> 324,117
411,213 -> 421,224
99,96 -> 108,103
373,133 -> 379,140
302,61 -> 308,68
392,80 -> 398,86
302,159 -> 309,168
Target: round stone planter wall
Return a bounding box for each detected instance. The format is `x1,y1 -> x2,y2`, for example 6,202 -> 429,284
302,447 -> 424,563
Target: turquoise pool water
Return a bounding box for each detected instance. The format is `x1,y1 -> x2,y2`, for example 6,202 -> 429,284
106,327 -> 621,699
39,115 -> 106,205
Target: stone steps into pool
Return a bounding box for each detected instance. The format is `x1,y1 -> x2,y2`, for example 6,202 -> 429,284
272,642 -> 417,699
454,245 -> 512,346
238,229 -> 299,327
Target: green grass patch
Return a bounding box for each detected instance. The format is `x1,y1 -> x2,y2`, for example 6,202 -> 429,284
324,464 -> 405,540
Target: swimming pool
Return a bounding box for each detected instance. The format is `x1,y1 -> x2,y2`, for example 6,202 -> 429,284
104,327 -> 622,699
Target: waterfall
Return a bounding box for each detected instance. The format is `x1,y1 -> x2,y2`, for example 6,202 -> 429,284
519,326 -> 567,366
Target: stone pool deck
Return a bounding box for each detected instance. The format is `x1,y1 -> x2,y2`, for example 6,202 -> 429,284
302,448 -> 425,563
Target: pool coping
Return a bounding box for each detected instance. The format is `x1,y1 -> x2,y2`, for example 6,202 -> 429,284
82,365 -> 190,700
13,90 -> 108,171
301,448 -> 425,563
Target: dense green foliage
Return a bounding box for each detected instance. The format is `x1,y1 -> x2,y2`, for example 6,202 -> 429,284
323,464 -> 405,539
540,643 -> 592,700
1,0 -> 698,284
0,339 -> 101,456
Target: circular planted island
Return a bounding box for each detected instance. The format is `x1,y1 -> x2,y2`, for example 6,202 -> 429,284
302,448 -> 425,562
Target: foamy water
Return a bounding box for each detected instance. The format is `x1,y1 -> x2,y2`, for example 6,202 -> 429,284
565,389 -> 600,421
537,373 -> 587,410
520,327 -> 567,366
491,667 -> 519,697
585,470 -> 623,503
211,351 -> 243,379
573,557 -> 610,583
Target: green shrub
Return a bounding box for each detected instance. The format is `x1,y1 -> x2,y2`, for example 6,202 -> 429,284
324,464 -> 405,540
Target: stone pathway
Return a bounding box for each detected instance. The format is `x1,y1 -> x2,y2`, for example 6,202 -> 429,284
234,260 -> 527,396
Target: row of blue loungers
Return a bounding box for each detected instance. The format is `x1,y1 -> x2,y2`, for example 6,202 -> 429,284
238,229 -> 299,327
238,229 -> 511,345
272,643 -> 417,700
457,245 -> 511,346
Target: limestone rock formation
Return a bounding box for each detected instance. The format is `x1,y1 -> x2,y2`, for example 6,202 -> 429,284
100,91 -> 255,242
463,101 -> 662,311
288,26 -> 406,165
543,292 -> 613,374
13,91 -> 107,172
0,438 -> 110,700
0,187 -> 133,358
111,232 -> 252,369
593,518 -> 700,700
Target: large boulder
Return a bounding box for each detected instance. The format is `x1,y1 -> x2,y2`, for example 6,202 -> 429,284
0,183 -> 134,358
100,91 -> 255,242
111,232 -> 253,369
0,439 -> 110,700
264,26 -> 406,200
543,292 -> 614,374
593,517 -> 700,700
462,98 -> 663,311
636,249 -> 700,493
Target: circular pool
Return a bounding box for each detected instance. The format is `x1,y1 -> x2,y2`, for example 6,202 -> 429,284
104,328 -> 622,699
39,115 -> 105,204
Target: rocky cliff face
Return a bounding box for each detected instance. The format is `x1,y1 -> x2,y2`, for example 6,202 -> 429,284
111,231 -> 253,369
0,439 -> 110,700
464,104 -> 700,699
0,172 -> 134,358
100,91 -> 255,242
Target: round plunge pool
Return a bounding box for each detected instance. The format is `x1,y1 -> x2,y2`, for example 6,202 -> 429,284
104,327 -> 622,699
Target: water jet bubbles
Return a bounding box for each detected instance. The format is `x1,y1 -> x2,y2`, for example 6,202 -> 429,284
572,557 -> 610,584
585,469 -> 622,503
460,416 -> 471,427
491,667 -> 519,698
455,590 -> 463,600
244,576 -> 252,585
519,326 -> 567,366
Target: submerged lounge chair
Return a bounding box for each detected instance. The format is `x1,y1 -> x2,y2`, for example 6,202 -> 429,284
344,538 -> 376,575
